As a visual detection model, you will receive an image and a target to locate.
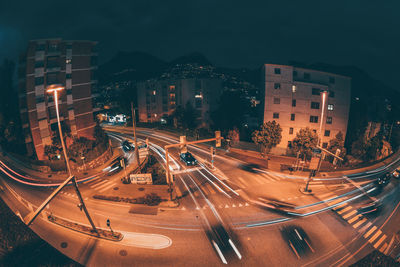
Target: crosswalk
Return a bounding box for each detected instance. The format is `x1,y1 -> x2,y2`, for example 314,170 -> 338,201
331,199 -> 389,254
83,178 -> 117,193
233,172 -> 281,189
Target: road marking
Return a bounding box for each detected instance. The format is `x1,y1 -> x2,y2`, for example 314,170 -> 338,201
353,218 -> 367,229
225,204 -> 229,208
347,214 -> 361,224
369,230 -> 382,243
333,202 -> 348,211
95,181 -> 114,191
338,206 -> 352,214
343,210 -> 357,219
206,183 -> 216,194
237,177 -> 248,188
363,226 -> 377,238
330,198 -> 345,206
261,173 -> 278,181
232,204 -> 236,208
98,182 -> 117,193
379,242 -> 388,253
89,180 -> 108,188
239,203 -> 243,207
373,235 -> 386,249
253,175 -> 265,185
319,192 -> 335,199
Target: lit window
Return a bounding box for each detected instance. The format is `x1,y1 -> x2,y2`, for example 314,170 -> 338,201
290,114 -> 295,121
273,98 -> 280,104
273,112 -> 279,119
66,59 -> 71,64
152,90 -> 156,96
324,130 -> 330,137
274,68 -> 281,74
292,85 -> 297,93
310,116 -> 318,123
326,117 -> 332,124
289,127 -> 294,134
311,102 -> 320,109
274,83 -> 281,89
328,104 -> 334,111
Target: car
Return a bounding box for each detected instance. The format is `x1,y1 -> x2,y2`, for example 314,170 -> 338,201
180,152 -> 198,166
280,225 -> 314,259
240,163 -> 261,173
122,140 -> 134,152
357,201 -> 381,215
391,167 -> 400,179
375,172 -> 391,186
107,161 -> 122,175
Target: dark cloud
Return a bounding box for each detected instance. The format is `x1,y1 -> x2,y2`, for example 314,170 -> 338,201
0,0 -> 399,89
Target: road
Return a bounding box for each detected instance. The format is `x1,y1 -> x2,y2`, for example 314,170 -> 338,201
0,125 -> 399,266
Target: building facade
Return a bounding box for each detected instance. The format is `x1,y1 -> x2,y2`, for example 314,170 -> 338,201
262,64 -> 351,155
137,78 -> 222,127
18,39 -> 98,160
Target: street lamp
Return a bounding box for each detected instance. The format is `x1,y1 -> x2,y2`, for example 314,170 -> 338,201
318,90 -> 328,146
46,84 -> 72,176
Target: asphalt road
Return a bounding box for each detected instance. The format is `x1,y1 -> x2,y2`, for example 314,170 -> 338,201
0,126 -> 399,266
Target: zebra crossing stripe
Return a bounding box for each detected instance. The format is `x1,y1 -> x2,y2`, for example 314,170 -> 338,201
379,242 -> 388,253
99,183 -> 117,193
353,218 -> 367,228
89,180 -> 108,188
343,210 -> 357,219
348,214 -> 361,224
338,206 -> 352,214
373,235 -> 386,249
369,230 -> 382,243
333,202 -> 348,211
95,181 -> 114,191
364,226 -> 377,238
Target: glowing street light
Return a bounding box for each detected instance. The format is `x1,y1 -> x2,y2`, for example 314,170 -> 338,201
319,90 -> 328,145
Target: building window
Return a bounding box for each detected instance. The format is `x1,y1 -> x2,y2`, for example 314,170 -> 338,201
46,73 -> 58,85
66,59 -> 71,64
66,73 -> 72,79
326,116 -> 332,124
329,76 -> 335,84
312,88 -> 320,95
35,61 -> 44,68
328,104 -> 334,111
310,116 -> 318,123
274,68 -> 281,74
292,85 -> 297,93
293,70 -> 297,77
273,112 -> 279,119
46,56 -> 59,68
36,43 -> 45,51
329,91 -> 335,98
48,43 -> 58,52
274,83 -> 281,89
35,77 -> 44,86
66,43 -> 72,50
290,114 -> 295,121
273,98 -> 280,104
322,142 -> 328,148
289,127 -> 294,135
313,129 -> 317,133
304,73 -> 310,80
195,98 -> 202,108
311,102 -> 320,109
292,99 -> 296,107
324,130 -> 330,137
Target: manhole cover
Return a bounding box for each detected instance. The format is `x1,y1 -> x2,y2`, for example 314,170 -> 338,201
119,250 -> 127,256
138,188 -> 145,191
60,242 -> 68,248
114,187 -> 119,190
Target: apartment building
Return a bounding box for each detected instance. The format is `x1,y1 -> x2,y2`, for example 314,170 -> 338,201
137,78 -> 222,127
262,64 -> 351,155
18,39 -> 98,160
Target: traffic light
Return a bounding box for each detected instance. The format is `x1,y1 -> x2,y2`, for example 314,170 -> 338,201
180,136 -> 187,153
215,131 -> 221,147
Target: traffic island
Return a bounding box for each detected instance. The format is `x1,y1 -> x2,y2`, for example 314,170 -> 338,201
47,214 -> 123,241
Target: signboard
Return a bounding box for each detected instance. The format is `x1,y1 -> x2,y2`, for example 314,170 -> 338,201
130,173 -> 152,184
309,157 -> 320,170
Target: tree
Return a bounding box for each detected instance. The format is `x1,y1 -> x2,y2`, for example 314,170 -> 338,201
171,101 -> 197,130
291,127 -> 318,159
252,121 -> 282,155
94,123 -> 109,145
227,127 -> 240,145
328,131 -> 346,158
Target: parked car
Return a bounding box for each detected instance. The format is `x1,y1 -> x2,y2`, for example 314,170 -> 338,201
280,225 -> 314,259
180,152 -> 198,166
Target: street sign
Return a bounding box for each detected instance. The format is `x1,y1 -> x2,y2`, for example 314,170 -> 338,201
130,173 -> 153,184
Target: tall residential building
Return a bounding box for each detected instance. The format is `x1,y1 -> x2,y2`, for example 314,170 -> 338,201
262,64 -> 351,155
137,78 -> 222,127
18,39 -> 98,160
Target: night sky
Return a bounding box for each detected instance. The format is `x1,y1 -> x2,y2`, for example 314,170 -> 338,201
0,1 -> 399,89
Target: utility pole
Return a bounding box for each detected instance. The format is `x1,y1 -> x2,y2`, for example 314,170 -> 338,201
210,147 -> 215,169
131,102 -> 141,173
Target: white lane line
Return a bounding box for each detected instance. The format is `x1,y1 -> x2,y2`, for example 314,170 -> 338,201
91,180 -> 111,190
237,177 -> 248,188
98,183 -> 117,193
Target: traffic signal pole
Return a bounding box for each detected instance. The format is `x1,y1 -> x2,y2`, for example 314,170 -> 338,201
131,102 -> 141,174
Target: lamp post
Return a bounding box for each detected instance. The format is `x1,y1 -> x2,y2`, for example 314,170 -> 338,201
46,84 -> 98,234
319,90 -> 328,146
